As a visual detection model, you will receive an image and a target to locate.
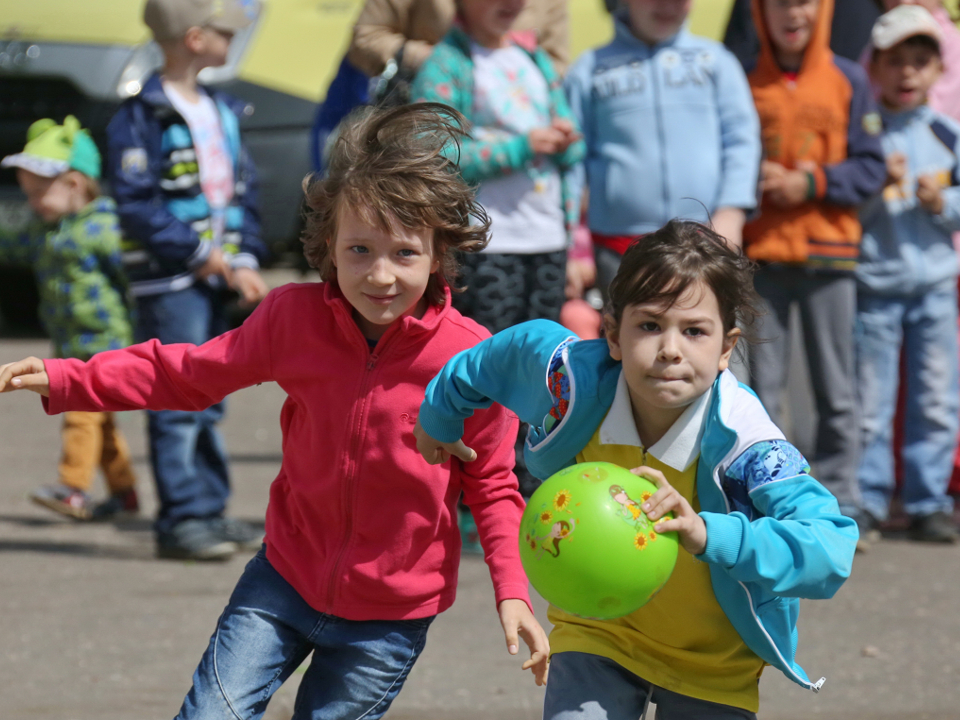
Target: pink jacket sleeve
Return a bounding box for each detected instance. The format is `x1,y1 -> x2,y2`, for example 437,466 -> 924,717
43,292 -> 276,416
458,404 -> 532,612
929,9 -> 960,124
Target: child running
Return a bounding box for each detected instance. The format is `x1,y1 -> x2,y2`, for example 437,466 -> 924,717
416,220 -> 858,719
0,116 -> 138,521
0,103 -> 548,718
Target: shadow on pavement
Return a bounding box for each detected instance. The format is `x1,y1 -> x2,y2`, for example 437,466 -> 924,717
0,539 -> 154,560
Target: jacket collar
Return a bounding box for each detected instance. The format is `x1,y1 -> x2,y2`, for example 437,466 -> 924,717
612,10 -> 686,54
880,102 -> 933,129
136,72 -> 247,117
321,280 -> 452,345
599,369 -> 710,472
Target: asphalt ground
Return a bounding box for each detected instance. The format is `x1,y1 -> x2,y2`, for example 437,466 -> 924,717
1,272 -> 959,720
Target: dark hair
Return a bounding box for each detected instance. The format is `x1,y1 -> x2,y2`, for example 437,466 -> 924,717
606,219 -> 762,340
300,102 -> 490,306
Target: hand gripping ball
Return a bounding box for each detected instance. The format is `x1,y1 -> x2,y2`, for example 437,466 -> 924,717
519,461 -> 679,619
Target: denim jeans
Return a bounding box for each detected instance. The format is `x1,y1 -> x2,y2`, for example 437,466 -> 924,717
543,652 -> 757,720
135,284 -> 230,535
176,548 -> 434,720
856,284 -> 959,520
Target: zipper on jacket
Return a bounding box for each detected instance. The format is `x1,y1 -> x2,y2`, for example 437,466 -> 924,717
651,50 -> 671,221
325,348 -> 381,610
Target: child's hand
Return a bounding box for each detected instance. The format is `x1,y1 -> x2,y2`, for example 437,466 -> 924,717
886,152 -> 907,187
565,258 -> 595,300
413,416 -> 477,464
231,267 -> 269,307
764,169 -> 810,208
550,118 -> 581,152
760,160 -> 786,185
0,357 -> 50,397
527,127 -> 569,155
632,465 -> 707,556
194,247 -> 231,281
917,174 -> 944,215
497,598 -> 550,687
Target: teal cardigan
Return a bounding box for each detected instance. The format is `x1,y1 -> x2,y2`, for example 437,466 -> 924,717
411,27 -> 585,239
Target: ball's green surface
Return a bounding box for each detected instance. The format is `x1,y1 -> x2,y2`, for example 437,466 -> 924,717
519,461 -> 679,619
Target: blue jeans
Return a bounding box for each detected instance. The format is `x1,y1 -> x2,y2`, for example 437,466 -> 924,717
543,652 -> 756,720
176,548 -> 434,720
135,284 -> 230,535
856,284 -> 959,520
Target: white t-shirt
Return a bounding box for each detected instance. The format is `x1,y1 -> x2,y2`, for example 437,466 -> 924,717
164,83 -> 235,242
471,43 -> 566,254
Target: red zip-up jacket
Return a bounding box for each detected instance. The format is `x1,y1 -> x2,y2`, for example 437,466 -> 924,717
42,281 -> 531,620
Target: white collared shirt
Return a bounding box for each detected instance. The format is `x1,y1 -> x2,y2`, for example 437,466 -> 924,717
598,370 -> 711,472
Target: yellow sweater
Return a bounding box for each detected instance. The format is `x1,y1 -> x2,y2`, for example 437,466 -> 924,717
547,424 -> 765,711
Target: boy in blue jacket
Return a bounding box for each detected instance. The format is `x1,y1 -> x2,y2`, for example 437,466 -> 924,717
857,5 -> 960,543
415,220 -> 857,719
106,0 -> 269,560
564,0 -> 761,300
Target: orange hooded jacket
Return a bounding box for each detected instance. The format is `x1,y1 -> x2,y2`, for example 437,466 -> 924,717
744,0 -> 885,268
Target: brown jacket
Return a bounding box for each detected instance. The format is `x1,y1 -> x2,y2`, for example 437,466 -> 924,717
347,0 -> 569,77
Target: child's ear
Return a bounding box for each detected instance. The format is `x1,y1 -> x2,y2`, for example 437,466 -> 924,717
603,314 -> 622,361
718,327 -> 741,373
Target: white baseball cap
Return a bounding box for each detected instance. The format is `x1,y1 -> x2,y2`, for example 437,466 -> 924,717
872,5 -> 942,52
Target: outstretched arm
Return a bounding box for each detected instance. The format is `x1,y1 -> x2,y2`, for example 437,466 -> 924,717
2,290 -> 281,415
417,320 -> 577,450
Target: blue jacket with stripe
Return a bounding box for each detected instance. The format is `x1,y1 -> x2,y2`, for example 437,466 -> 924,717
418,320 -> 858,692
106,73 -> 266,297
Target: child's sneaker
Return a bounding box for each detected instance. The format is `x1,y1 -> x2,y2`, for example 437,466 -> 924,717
210,516 -> 264,551
156,518 -> 237,561
909,511 -> 959,544
29,484 -> 94,520
91,488 -> 140,521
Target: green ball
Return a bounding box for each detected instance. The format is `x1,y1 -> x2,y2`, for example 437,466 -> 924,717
519,461 -> 679,619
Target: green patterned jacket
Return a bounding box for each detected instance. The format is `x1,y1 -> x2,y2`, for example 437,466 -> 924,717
0,197 -> 133,360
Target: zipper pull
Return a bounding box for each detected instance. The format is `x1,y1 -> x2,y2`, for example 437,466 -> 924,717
367,353 -> 379,370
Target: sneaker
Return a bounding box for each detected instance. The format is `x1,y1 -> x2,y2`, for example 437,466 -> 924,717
91,488 -> 140,521
855,511 -> 882,553
29,484 -> 94,520
909,511 -> 959,544
210,517 -> 264,551
458,507 -> 483,555
157,518 -> 237,561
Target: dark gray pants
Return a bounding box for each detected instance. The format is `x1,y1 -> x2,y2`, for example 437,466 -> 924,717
750,265 -> 860,514
543,652 -> 757,720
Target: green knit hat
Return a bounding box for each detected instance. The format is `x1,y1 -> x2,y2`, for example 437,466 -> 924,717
1,115 -> 101,179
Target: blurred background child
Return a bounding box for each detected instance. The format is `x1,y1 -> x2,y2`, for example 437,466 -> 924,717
743,0 -> 886,528
856,5 -> 960,543
411,0 -> 585,534
0,116 -> 137,521
565,0 -> 761,303
106,0 -> 269,560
